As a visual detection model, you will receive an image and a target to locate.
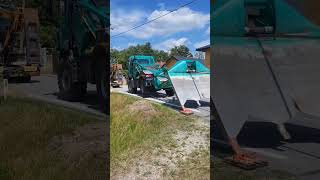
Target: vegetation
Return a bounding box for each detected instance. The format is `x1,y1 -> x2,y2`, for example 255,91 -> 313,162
170,45 -> 193,58
110,93 -> 210,179
0,97 -> 107,180
111,42 -> 194,69
110,92 -> 177,161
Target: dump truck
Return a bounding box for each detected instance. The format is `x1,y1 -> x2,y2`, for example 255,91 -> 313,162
212,0 -> 320,169
57,0 -> 109,110
0,5 -> 41,82
127,55 -> 174,96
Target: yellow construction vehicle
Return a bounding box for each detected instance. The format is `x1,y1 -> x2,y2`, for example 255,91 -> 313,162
0,5 -> 41,82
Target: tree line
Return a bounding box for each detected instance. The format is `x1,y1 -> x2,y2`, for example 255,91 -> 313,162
111,42 -> 199,69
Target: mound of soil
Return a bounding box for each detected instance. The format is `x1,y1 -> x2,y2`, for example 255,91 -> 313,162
48,122 -> 107,163
128,100 -> 156,116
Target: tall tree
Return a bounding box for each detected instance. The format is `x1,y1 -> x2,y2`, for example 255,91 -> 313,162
154,50 -> 169,62
110,42 -> 171,70
169,45 -> 193,58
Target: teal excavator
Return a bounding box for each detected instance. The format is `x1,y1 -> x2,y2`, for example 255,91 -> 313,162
57,0 -> 109,111
212,0 -> 320,169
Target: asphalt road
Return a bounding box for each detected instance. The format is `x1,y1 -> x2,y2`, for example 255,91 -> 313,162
214,118 -> 320,180
9,75 -> 106,119
111,85 -> 210,123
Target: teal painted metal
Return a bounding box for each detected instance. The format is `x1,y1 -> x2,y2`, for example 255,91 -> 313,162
59,0 -> 109,55
212,0 -> 320,37
168,59 -> 209,76
127,55 -> 172,91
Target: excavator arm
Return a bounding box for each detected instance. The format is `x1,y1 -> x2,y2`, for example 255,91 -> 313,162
0,6 -> 23,55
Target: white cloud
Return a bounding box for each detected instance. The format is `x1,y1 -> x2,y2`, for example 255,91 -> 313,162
154,37 -> 189,51
128,42 -> 137,47
111,46 -> 124,51
206,26 -> 210,35
111,9 -> 147,33
194,39 -> 209,49
111,7 -> 209,39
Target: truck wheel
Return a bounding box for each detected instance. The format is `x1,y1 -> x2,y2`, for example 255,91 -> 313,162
165,88 -> 175,96
58,57 -> 86,101
139,80 -> 147,96
24,75 -> 31,83
96,61 -> 108,113
96,66 -> 109,105
128,79 -> 137,94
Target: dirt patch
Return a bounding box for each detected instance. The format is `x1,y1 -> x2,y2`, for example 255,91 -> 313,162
111,118 -> 209,180
128,100 -> 156,116
48,122 -> 107,163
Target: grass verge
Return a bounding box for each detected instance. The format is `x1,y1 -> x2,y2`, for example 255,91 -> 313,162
0,96 -> 107,180
110,92 -> 210,179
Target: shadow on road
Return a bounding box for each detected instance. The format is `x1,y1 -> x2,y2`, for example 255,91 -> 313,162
9,79 -> 40,84
236,122 -> 320,150
46,90 -> 106,114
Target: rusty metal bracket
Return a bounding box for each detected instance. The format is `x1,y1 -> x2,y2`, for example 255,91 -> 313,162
224,138 -> 268,170
180,107 -> 193,115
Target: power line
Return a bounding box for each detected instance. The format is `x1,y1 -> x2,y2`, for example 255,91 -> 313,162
111,0 -> 198,38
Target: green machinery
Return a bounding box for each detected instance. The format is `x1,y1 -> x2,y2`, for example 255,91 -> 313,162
127,55 -> 174,96
127,55 -> 210,114
212,0 -> 320,169
57,0 -> 109,110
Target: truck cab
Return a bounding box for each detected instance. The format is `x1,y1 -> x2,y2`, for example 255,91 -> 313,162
127,55 -> 174,96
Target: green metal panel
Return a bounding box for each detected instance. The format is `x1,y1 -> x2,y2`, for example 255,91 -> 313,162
59,0 -> 109,55
212,0 -> 320,37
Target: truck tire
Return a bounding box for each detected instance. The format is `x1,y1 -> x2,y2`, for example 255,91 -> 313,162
128,79 -> 137,94
165,88 -> 175,96
58,56 -> 86,101
139,80 -> 148,97
96,62 -> 108,112
23,75 -> 31,83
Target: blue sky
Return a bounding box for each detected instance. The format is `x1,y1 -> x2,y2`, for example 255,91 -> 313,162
110,0 -> 210,54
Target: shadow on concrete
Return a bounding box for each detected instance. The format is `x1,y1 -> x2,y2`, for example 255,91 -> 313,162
47,90 -> 106,114
212,120 -> 320,160
8,79 -> 40,84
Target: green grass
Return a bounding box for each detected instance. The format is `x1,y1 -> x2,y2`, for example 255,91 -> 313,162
110,93 -> 210,179
169,149 -> 210,180
0,97 -> 107,180
110,93 -> 187,162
